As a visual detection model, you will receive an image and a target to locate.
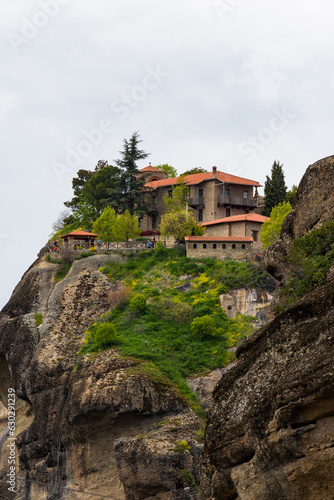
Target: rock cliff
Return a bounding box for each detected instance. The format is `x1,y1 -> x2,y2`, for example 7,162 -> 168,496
200,156 -> 334,499
0,254 -> 202,499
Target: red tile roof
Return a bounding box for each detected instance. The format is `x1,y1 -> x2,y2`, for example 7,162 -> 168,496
145,170 -> 261,189
60,230 -> 98,238
140,165 -> 164,173
185,236 -> 253,242
202,213 -> 269,226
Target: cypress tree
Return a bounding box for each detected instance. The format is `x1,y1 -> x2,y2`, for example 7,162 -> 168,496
262,160 -> 287,216
115,131 -> 150,216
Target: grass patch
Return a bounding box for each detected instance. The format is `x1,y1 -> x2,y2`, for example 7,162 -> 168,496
35,314 -> 43,327
45,253 -> 73,282
78,248 -> 265,414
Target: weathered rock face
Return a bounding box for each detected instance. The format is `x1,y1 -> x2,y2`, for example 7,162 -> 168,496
0,253 -> 202,500
219,288 -> 273,326
263,155 -> 334,282
200,156 -> 334,499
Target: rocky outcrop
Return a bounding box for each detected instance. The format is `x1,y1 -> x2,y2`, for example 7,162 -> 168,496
0,253 -> 201,500
263,155 -> 334,282
200,156 -> 334,499
219,288 -> 273,326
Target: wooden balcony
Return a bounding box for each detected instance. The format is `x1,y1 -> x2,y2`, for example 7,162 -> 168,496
189,197 -> 205,208
217,195 -> 257,208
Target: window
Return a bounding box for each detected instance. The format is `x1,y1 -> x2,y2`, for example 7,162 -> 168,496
168,190 -> 173,198
232,244 -> 236,249
226,189 -> 230,197
203,243 -> 207,249
222,244 -> 226,249
251,231 -> 258,242
139,218 -> 143,228
213,243 -> 217,249
198,209 -> 203,222
193,243 -> 197,249
226,208 -> 231,217
199,188 -> 203,198
244,191 -> 248,199
152,195 -> 157,204
152,216 -> 157,229
242,244 -> 246,250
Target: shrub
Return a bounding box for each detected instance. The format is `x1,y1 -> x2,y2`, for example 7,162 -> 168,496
170,300 -> 193,324
190,315 -> 216,340
107,286 -> 132,309
35,314 -> 43,327
129,294 -> 147,315
174,440 -> 191,453
94,323 -> 120,348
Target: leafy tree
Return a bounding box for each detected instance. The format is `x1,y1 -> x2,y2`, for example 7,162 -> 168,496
114,210 -> 141,242
92,207 -> 118,244
64,169 -> 94,210
160,210 -> 203,243
115,131 -> 150,215
286,185 -> 298,205
81,164 -> 121,214
163,175 -> 189,211
260,201 -> 292,248
155,163 -> 177,178
183,167 -> 207,176
262,161 -> 287,216
51,209 -> 74,234
73,201 -> 99,231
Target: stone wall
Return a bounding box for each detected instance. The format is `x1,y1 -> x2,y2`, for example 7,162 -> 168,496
186,240 -> 252,261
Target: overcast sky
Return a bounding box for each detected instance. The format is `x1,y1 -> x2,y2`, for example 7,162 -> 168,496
1,0 -> 334,308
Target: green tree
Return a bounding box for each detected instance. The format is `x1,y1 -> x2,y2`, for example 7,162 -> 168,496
73,201 -> 99,230
262,161 -> 287,216
64,169 -> 94,210
260,201 -> 292,248
163,175 -> 189,211
183,167 -> 207,176
155,164 -> 177,178
116,131 -> 150,215
160,210 -> 203,243
81,164 -> 121,214
114,210 -> 141,242
285,185 -> 298,205
92,207 -> 118,244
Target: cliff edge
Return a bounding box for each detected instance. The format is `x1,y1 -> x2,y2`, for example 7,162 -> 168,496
200,156 -> 334,499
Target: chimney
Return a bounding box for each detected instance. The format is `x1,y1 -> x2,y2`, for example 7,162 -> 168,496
212,166 -> 217,176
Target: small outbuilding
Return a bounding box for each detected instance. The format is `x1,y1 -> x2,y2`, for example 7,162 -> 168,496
60,230 -> 98,249
185,236 -> 254,262
202,213 -> 269,253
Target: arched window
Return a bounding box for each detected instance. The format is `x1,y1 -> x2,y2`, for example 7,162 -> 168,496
232,244 -> 236,249
242,244 -> 246,250
222,244 -> 226,249
213,243 -> 217,249
203,243 -> 207,249
193,243 -> 197,249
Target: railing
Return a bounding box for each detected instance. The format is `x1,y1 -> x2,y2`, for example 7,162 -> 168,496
189,197 -> 205,207
217,195 -> 257,207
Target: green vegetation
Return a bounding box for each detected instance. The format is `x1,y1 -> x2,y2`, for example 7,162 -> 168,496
35,314 -> 43,327
155,163 -> 177,178
281,221 -> 334,306
78,248 -> 269,413
262,160 -> 287,216
180,469 -> 197,488
45,254 -> 72,281
173,440 -> 191,453
260,201 -> 292,248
